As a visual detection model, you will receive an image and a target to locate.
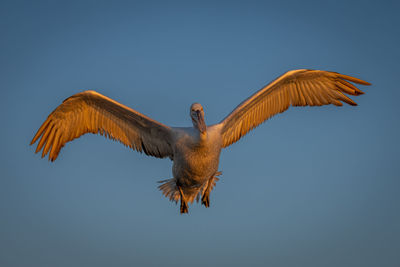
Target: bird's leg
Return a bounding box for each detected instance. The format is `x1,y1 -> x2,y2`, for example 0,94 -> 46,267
201,181 -> 211,208
201,173 -> 221,208
178,186 -> 189,214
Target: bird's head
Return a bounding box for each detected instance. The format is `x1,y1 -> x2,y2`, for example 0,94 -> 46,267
190,103 -> 206,134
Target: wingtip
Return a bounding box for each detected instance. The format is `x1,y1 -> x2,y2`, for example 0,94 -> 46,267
355,91 -> 365,96
35,146 -> 42,154
364,81 -> 372,86
30,134 -> 40,146
338,74 -> 371,86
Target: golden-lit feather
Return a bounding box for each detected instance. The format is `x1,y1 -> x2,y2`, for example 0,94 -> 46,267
220,69 -> 370,148
31,90 -> 173,161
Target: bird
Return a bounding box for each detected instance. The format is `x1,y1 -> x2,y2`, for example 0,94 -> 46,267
30,69 -> 370,213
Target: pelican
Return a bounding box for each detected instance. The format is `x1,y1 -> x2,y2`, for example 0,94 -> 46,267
31,69 -> 370,213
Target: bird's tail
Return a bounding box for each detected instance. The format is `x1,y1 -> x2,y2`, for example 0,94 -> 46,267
157,171 -> 222,205
157,178 -> 180,204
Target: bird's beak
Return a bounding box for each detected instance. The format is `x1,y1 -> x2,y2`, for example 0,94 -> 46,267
196,111 -> 206,134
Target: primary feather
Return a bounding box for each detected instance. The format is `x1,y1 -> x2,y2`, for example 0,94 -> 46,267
31,90 -> 173,161
219,69 -> 370,147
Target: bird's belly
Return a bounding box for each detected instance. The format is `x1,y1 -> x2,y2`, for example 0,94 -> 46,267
173,147 -> 220,187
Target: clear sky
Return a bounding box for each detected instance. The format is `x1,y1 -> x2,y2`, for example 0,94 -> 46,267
1,0 -> 399,266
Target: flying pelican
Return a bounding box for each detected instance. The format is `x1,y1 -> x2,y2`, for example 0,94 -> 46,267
31,69 -> 370,213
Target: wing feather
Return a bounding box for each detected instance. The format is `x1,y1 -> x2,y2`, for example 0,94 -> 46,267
219,69 -> 370,148
31,90 -> 173,161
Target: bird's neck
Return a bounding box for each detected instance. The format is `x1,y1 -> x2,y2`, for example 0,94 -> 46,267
192,120 -> 207,140
193,124 -> 207,143
192,130 -> 207,149
199,130 -> 207,142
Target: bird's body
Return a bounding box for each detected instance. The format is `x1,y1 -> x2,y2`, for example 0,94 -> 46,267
172,125 -> 221,186
163,125 -> 223,212
31,69 -> 370,213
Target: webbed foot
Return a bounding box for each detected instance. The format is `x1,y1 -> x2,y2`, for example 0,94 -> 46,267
180,200 -> 189,214
178,186 -> 189,214
201,172 -> 221,208
201,193 -> 210,208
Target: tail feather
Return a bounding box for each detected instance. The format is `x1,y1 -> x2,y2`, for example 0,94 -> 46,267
158,171 -> 222,205
158,178 -> 180,203
157,178 -> 199,204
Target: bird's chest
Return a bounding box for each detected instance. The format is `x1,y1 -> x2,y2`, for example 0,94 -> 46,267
172,134 -> 221,185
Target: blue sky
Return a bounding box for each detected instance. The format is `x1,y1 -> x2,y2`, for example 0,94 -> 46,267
1,0 -> 399,266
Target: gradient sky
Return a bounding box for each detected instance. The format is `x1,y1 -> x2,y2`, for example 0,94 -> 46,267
1,0 -> 399,266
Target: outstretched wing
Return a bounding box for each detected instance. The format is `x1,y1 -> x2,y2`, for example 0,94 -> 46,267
31,90 -> 174,161
219,69 -> 370,148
